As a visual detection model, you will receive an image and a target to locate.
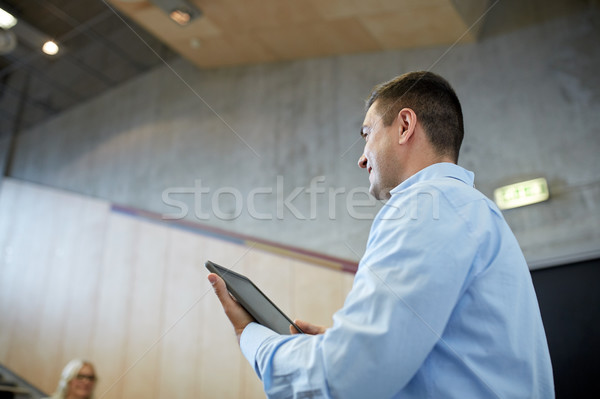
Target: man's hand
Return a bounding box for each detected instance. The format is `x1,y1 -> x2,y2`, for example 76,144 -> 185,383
290,319 -> 327,335
208,273 -> 255,343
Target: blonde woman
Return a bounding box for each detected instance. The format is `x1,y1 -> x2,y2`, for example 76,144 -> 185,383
46,359 -> 97,399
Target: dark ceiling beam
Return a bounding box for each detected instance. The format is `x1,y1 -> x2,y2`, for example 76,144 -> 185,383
0,82 -> 58,115
0,51 -> 38,80
0,106 -> 16,122
3,53 -> 84,102
60,51 -> 117,87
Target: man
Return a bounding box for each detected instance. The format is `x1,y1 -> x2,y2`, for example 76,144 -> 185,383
208,71 -> 554,398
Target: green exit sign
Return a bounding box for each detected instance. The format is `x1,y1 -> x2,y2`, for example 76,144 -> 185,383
494,178 -> 549,210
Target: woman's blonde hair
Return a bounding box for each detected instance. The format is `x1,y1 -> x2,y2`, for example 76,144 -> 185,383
50,359 -> 96,399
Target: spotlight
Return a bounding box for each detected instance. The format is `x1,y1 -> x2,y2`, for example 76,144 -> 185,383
150,1 -> 202,26
0,7 -> 18,29
169,8 -> 193,26
42,40 -> 59,55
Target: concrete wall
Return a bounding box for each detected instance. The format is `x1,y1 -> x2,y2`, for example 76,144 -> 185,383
7,3 -> 600,269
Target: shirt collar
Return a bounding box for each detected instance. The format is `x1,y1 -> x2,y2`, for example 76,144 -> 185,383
389,162 -> 475,195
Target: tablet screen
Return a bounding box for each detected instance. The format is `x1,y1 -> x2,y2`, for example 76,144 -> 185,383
205,261 -> 303,335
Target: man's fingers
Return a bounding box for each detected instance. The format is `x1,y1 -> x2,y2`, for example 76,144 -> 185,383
293,319 -> 327,335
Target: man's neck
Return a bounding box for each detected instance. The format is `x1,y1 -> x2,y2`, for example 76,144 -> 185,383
400,156 -> 455,184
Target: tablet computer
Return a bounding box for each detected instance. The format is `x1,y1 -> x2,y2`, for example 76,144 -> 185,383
205,260 -> 303,335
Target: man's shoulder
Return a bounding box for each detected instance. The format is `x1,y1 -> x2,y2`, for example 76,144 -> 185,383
374,177 -> 472,231
391,175 -> 485,207
379,175 -> 505,242
410,175 -> 499,214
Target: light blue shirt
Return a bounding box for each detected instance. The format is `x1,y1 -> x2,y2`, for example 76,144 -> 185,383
241,163 -> 554,398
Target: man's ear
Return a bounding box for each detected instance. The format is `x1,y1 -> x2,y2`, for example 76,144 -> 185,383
397,108 -> 417,145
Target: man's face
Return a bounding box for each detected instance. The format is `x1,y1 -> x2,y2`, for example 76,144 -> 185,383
358,101 -> 401,200
67,364 -> 96,399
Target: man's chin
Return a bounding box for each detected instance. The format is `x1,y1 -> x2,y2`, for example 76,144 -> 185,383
369,185 -> 391,201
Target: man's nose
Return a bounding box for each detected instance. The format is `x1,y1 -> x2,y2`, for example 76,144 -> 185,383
358,154 -> 367,169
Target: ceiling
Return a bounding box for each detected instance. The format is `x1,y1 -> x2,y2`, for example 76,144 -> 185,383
0,0 -> 588,141
107,0 -> 488,68
0,0 -> 177,134
0,0 -> 491,136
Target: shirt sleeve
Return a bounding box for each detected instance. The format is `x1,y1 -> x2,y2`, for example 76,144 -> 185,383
240,322 -> 279,378
240,183 -> 479,398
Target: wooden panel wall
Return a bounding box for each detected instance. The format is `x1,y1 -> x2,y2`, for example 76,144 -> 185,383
0,178 -> 354,398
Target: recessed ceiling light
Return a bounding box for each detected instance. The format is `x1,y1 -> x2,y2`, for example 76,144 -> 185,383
42,40 -> 59,55
0,7 -> 18,29
170,8 -> 192,25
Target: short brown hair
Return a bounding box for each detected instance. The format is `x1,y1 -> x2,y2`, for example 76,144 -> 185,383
367,71 -> 464,162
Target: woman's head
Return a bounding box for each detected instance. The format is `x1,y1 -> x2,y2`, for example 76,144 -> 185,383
52,359 -> 97,399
